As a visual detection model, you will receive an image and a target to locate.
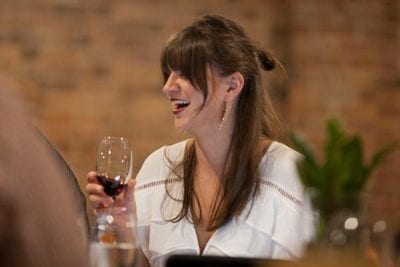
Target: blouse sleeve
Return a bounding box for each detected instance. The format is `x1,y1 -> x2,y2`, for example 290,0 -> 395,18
249,142 -> 317,258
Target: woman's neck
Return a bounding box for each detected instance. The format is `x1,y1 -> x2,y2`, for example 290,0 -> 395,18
192,127 -> 232,178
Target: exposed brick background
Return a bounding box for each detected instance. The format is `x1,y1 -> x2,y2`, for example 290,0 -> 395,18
1,0 -> 399,233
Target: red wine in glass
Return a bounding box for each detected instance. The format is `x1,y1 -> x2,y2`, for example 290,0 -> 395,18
96,174 -> 127,198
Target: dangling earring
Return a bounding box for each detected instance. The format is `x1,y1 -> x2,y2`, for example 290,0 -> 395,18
218,102 -> 228,131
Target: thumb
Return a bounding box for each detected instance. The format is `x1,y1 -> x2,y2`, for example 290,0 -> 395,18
125,179 -> 136,199
124,179 -> 136,212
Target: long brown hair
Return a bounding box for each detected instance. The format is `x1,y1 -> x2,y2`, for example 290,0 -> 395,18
161,14 -> 284,230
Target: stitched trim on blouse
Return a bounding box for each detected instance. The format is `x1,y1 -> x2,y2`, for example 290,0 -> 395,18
135,177 -> 182,192
135,177 -> 303,207
260,179 -> 303,207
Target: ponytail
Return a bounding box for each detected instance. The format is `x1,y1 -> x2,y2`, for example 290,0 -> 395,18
256,48 -> 275,71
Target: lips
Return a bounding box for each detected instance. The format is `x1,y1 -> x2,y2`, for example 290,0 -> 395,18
172,99 -> 190,115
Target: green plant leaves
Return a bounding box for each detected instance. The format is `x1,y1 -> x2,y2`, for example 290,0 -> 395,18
291,119 -> 397,228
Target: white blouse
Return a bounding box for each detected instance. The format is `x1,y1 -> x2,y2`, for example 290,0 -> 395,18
134,140 -> 316,267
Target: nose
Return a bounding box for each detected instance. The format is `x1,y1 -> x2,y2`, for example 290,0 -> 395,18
162,72 -> 179,96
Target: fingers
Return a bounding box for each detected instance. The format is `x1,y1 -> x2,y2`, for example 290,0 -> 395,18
85,182 -> 106,196
87,171 -> 98,183
86,171 -> 136,212
86,183 -> 113,209
85,171 -> 108,197
86,170 -> 114,209
88,194 -> 113,209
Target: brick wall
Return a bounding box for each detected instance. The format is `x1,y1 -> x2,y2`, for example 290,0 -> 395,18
286,0 -> 400,225
1,0 -> 399,226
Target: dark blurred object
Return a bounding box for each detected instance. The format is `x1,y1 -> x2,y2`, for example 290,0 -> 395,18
166,254 -> 294,267
0,89 -> 89,266
395,230 -> 400,267
35,128 -> 89,232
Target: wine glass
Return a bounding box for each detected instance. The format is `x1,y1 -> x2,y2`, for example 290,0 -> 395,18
96,136 -> 132,199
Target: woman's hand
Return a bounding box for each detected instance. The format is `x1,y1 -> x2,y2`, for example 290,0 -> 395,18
85,171 -> 136,214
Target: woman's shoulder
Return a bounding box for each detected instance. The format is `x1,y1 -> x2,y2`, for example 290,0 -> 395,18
258,141 -> 305,206
260,141 -> 302,179
264,141 -> 301,162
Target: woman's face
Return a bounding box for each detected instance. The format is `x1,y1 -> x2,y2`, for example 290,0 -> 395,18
162,67 -> 228,135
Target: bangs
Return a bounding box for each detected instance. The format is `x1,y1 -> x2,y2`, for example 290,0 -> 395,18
160,28 -> 209,96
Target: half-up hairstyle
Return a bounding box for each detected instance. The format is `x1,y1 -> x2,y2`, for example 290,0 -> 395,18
161,14 -> 284,230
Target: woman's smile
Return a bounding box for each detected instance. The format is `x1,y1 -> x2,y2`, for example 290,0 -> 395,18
171,98 -> 191,115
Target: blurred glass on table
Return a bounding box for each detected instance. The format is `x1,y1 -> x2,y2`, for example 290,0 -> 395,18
90,208 -> 138,267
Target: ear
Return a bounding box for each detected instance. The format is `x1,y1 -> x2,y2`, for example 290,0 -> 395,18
225,72 -> 244,102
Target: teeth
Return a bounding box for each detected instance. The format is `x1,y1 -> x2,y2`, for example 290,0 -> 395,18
173,100 -> 190,105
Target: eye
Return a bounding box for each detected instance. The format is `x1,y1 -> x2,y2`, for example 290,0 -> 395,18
175,71 -> 188,80
163,69 -> 171,82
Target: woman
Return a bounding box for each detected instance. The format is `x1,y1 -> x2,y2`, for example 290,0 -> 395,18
86,14 -> 315,267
